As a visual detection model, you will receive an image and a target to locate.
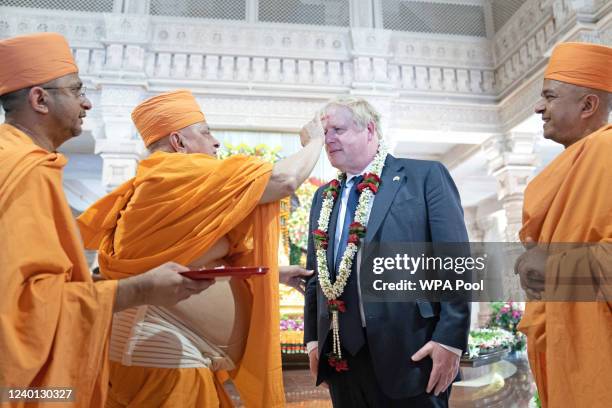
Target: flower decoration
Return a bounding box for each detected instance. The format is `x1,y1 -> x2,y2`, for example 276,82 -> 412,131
357,172 -> 381,194
327,299 -> 346,313
489,301 -> 526,351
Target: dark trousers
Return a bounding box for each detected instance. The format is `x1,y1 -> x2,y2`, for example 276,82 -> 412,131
323,344 -> 451,408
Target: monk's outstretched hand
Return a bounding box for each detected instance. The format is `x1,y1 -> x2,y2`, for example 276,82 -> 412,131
279,265 -> 313,295
299,114 -> 325,147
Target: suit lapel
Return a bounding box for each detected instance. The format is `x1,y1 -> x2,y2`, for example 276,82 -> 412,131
366,155 -> 404,242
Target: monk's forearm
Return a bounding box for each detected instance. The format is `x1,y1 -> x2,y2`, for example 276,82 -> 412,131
259,138 -> 324,204
112,262 -> 214,312
113,275 -> 146,312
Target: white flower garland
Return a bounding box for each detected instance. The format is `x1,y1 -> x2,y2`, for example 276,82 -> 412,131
316,142 -> 387,299
314,142 -> 388,367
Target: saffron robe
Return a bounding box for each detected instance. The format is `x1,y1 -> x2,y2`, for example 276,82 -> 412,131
518,124 -> 612,408
0,124 -> 117,407
78,152 -> 285,408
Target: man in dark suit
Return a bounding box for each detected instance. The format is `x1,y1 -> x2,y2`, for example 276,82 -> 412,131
304,97 -> 471,407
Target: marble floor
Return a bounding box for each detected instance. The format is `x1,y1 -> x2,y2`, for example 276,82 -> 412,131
226,354 -> 535,407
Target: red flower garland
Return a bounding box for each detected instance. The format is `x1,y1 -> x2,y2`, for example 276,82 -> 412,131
357,172 -> 381,194
312,229 -> 329,250
328,355 -> 349,372
324,179 -> 342,200
327,299 -> 346,313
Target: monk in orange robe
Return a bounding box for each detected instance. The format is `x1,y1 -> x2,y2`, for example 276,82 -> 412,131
515,42 -> 612,408
0,34 -> 212,407
77,90 -> 325,407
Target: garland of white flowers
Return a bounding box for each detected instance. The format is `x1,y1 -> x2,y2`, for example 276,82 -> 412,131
313,141 -> 388,370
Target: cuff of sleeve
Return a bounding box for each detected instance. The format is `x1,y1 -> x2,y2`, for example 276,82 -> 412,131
436,342 -> 463,356
306,341 -> 319,355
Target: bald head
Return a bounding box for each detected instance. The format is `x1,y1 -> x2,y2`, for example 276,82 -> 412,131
534,79 -> 611,148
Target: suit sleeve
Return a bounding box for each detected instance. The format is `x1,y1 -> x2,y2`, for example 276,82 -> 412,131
425,162 -> 471,351
304,189 -> 322,344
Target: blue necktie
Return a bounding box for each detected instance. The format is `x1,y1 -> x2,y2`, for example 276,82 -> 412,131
334,175 -> 363,273
333,175 -> 365,356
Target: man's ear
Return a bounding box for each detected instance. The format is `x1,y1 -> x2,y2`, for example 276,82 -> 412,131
168,131 -> 185,152
366,121 -> 376,141
580,93 -> 600,120
28,87 -> 50,114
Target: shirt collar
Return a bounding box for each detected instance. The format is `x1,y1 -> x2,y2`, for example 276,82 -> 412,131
346,161 -> 375,183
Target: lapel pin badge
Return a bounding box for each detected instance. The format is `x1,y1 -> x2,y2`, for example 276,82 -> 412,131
393,176 -> 400,182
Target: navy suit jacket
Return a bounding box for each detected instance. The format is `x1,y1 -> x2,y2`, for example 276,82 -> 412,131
304,155 -> 471,399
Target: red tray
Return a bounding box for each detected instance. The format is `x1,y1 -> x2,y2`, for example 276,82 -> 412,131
180,266 -> 269,279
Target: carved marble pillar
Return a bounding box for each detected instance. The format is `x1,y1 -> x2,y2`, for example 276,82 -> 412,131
464,207 -> 493,327
464,207 -> 485,243
483,132 -> 538,302
94,86 -> 146,191
483,132 -> 539,243
477,213 -> 501,327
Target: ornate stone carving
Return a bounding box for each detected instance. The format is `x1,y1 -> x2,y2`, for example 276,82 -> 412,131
103,13 -> 150,43
499,76 -> 543,131
173,53 -> 188,79
350,28 -> 391,57
390,103 -> 500,133
149,20 -> 350,60
483,132 -> 539,242
282,59 -> 296,83
0,9 -> 105,42
312,60 -> 326,84
205,55 -> 219,80
393,33 -> 493,68
298,60 -> 312,84
354,56 -> 373,82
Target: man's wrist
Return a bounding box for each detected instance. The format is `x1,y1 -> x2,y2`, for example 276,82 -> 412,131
114,276 -> 143,312
307,137 -> 325,147
306,341 -> 319,356
435,341 -> 462,357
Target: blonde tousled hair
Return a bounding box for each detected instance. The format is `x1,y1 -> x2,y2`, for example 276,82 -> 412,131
323,96 -> 383,139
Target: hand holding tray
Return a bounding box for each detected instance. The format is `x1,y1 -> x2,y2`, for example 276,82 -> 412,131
180,266 -> 269,280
